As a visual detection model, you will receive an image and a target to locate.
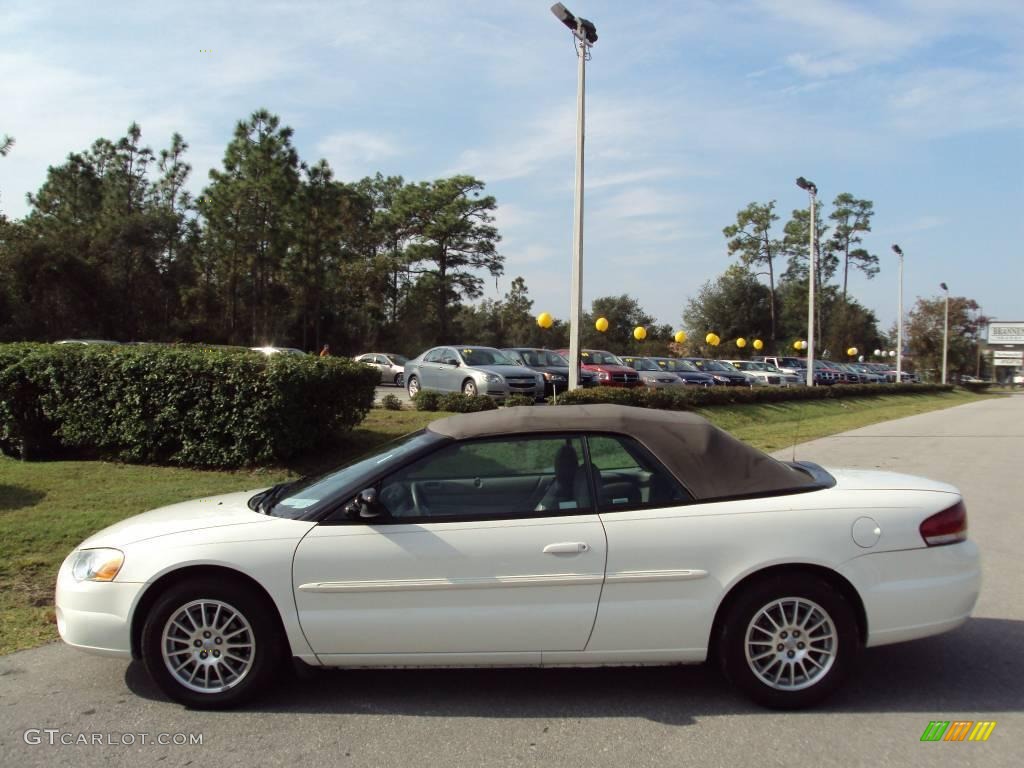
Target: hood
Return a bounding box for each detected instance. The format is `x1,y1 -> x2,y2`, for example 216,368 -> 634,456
826,468 -> 959,495
582,363 -> 634,373
470,364 -> 540,377
78,490 -> 273,548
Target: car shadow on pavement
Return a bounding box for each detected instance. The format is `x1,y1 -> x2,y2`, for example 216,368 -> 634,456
124,617 -> 1023,721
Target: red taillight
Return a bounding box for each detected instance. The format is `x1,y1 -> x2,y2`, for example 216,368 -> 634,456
919,501 -> 968,546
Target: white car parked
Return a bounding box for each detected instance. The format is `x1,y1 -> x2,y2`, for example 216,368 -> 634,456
56,405 -> 980,710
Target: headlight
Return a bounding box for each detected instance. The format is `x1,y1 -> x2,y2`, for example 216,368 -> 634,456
484,374 -> 502,384
71,548 -> 124,582
713,375 -> 729,382
543,372 -> 567,381
597,371 -> 609,380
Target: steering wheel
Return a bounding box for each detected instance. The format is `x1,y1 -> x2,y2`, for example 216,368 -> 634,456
409,481 -> 431,517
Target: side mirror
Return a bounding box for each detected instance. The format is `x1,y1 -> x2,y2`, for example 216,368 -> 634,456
443,357 -> 460,367
344,487 -> 388,520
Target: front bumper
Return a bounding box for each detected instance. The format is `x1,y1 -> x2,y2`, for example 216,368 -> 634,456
839,540 -> 981,647
483,382 -> 544,399
55,551 -> 142,658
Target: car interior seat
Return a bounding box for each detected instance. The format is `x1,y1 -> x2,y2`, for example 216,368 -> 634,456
535,443 -> 580,511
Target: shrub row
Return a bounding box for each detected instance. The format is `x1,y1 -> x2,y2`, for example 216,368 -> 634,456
552,382 -> 955,410
0,343 -> 379,468
412,391 -> 499,413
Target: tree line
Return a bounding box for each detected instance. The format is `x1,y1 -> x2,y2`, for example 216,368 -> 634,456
0,111 -> 504,355
0,113 -> 986,374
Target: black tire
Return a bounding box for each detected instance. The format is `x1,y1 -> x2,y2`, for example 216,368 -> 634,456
407,375 -> 420,398
717,573 -> 859,709
462,379 -> 478,396
141,577 -> 284,709
394,373 -> 403,387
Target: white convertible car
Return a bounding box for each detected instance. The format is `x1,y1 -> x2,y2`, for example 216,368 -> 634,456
56,405 -> 980,710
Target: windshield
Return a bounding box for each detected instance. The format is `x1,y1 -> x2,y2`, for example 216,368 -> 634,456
515,349 -> 568,367
701,360 -> 733,372
630,358 -> 660,371
269,431 -> 442,518
583,350 -> 623,365
658,359 -> 699,372
459,347 -> 516,366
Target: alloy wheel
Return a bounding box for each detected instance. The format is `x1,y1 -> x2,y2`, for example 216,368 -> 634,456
744,596 -> 837,691
161,599 -> 255,694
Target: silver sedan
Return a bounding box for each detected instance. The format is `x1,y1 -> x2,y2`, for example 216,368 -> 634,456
405,346 -> 544,399
354,353 -> 408,386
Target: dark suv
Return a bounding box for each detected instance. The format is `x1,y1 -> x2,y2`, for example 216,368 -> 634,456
681,358 -> 751,386
502,347 -> 597,395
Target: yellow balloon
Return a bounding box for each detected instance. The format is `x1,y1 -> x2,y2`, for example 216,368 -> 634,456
753,339 -> 764,350
736,337 -> 747,348
595,317 -> 609,332
674,330 -> 687,344
705,333 -> 716,345
633,326 -> 647,341
794,340 -> 803,351
706,333 -> 720,347
536,312 -> 553,329
846,346 -> 858,356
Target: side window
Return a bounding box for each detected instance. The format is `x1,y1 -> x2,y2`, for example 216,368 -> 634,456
585,435 -> 691,511
423,348 -> 443,363
377,436 -> 592,520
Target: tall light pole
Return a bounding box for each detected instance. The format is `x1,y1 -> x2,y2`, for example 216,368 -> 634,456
940,282 -> 949,384
551,3 -> 597,390
892,245 -> 904,383
796,176 -> 817,386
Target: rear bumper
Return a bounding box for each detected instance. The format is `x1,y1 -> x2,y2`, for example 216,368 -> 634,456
839,540 -> 981,647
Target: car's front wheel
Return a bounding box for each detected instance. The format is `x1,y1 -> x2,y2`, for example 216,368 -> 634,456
717,573 -> 859,709
141,578 -> 284,709
407,375 -> 420,397
462,379 -> 478,396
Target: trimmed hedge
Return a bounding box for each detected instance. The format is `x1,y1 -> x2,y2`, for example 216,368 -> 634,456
380,394 -> 404,411
503,394 -> 536,408
411,390 -> 500,413
551,382 -> 955,410
0,343 -> 379,467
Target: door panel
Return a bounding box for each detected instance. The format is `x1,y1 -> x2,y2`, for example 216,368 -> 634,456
293,515 -> 607,655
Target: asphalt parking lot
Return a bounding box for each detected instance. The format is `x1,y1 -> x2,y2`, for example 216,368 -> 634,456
374,383 -> 411,406
1,395 -> 1021,768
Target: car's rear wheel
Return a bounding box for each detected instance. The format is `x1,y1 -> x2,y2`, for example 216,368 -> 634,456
462,379 -> 478,396
407,375 -> 420,397
141,578 -> 283,709
394,373 -> 403,387
717,573 -> 859,709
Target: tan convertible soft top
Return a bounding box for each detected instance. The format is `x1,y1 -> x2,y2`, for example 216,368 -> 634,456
427,404 -> 814,500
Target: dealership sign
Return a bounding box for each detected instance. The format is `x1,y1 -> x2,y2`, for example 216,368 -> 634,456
987,322 -> 1024,345
993,350 -> 1023,359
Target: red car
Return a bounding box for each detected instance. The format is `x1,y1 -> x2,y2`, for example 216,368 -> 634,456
555,348 -> 641,388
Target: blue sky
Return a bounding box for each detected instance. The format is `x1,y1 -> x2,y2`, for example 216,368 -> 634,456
3,0 -> 1022,331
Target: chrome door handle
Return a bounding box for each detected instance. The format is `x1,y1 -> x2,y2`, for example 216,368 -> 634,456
543,542 -> 589,554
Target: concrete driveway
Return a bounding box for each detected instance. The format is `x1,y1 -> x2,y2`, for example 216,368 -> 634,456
2,395 -> 1021,768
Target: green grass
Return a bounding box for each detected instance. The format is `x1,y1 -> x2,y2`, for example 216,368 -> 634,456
0,388 -> 989,655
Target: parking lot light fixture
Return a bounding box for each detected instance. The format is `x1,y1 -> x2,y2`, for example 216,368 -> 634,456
551,4 -> 597,390
940,282 -> 949,385
796,177 -> 818,386
892,245 -> 904,383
